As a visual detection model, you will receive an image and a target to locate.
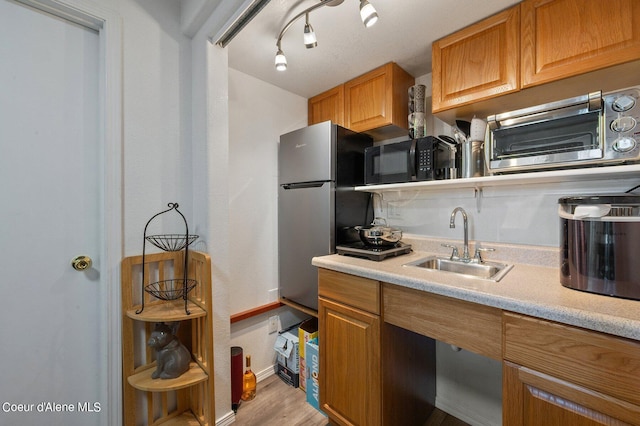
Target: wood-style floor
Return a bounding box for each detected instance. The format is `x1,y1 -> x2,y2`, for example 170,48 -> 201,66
234,374 -> 328,425
233,373 -> 469,426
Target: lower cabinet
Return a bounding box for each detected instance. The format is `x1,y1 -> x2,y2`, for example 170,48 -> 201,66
319,297 -> 381,426
503,312 -> 640,425
318,269 -> 436,426
319,269 -> 640,425
318,268 -> 381,426
504,362 -> 640,425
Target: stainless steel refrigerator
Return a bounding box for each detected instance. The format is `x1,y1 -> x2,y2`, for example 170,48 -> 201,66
278,121 -> 372,311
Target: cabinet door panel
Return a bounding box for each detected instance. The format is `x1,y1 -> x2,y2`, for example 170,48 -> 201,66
319,297 -> 381,426
345,66 -> 390,131
344,62 -> 414,133
521,0 -> 640,87
308,85 -> 344,126
504,362 -> 640,425
432,6 -> 519,112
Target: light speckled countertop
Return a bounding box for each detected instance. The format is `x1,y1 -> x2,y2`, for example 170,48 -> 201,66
312,236 -> 640,341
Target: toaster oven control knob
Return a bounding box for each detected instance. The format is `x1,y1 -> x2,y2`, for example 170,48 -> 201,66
613,137 -> 636,153
610,116 -> 636,133
612,94 -> 636,112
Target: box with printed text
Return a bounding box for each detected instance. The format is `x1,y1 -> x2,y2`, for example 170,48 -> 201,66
274,330 -> 299,387
298,318 -> 318,391
305,337 -> 325,415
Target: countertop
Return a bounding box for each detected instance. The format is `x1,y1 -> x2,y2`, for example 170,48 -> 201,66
312,236 -> 640,341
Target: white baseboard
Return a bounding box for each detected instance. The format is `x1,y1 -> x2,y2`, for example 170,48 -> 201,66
256,364 -> 276,382
436,395 -> 501,426
216,410 -> 235,426
216,365 -> 278,425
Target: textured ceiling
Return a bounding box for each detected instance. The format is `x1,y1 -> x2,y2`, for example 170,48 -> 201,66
226,0 -> 520,98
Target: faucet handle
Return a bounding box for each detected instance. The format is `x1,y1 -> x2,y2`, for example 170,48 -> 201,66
441,243 -> 459,260
473,247 -> 495,263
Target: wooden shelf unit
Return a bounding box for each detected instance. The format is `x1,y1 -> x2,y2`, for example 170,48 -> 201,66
127,362 -> 208,392
122,250 -> 214,426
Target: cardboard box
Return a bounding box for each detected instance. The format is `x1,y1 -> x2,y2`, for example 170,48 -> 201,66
276,363 -> 300,388
305,337 -> 325,415
298,318 -> 318,391
274,330 -> 299,387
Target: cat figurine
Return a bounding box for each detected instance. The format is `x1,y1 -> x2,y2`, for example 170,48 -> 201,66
147,322 -> 191,379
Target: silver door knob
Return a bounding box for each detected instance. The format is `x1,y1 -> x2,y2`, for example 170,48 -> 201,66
71,255 -> 92,271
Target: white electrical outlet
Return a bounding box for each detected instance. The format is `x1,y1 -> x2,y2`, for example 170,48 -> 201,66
388,202 -> 402,219
268,315 -> 278,334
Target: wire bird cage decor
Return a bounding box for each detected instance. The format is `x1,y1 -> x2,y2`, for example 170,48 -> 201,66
136,203 -> 199,315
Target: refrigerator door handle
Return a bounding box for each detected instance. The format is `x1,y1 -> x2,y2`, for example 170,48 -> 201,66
281,181 -> 328,190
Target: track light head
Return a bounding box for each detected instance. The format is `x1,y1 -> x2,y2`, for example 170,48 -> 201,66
304,13 -> 317,48
275,48 -> 287,71
359,0 -> 378,28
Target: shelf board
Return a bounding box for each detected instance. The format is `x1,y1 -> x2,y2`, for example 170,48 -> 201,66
160,412 -> 202,426
355,164 -> 640,192
126,300 -> 206,322
127,362 -> 207,392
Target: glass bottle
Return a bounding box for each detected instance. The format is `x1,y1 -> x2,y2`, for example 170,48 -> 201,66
241,355 -> 257,401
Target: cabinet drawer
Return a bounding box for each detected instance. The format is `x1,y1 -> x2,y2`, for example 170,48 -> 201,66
504,312 -> 640,407
383,284 -> 502,360
318,268 -> 379,314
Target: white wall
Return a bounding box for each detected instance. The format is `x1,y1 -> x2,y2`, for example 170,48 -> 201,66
228,68 -> 307,314
227,68 -> 310,378
108,0 -> 193,256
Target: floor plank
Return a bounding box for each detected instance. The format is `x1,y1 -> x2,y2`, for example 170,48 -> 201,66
234,373 -> 469,426
234,374 -> 328,426
423,408 -> 470,426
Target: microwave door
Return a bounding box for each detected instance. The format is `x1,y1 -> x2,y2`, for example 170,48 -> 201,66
489,110 -> 602,170
365,140 -> 414,184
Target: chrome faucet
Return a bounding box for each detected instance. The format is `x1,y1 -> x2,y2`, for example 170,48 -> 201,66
449,207 -> 471,262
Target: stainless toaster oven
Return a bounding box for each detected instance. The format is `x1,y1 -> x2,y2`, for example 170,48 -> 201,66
485,86 -> 640,174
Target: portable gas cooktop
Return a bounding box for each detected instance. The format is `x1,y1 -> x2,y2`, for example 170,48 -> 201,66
335,241 -> 412,261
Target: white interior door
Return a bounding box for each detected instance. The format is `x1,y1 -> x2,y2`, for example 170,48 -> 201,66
0,1 -> 107,424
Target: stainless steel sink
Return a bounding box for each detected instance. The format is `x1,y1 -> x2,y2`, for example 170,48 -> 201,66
403,256 -> 513,282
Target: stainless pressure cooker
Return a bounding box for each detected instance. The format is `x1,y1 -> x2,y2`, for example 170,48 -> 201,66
559,194 -> 640,300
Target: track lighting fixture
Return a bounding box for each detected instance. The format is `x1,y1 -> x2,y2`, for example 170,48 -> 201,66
274,0 -> 378,71
303,13 -> 317,49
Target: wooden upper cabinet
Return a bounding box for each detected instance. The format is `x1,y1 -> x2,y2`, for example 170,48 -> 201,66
344,62 -> 414,133
308,85 -> 344,126
521,0 -> 640,88
432,6 -> 520,113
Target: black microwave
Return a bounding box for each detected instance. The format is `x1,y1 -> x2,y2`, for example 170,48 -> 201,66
364,136 -> 457,185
